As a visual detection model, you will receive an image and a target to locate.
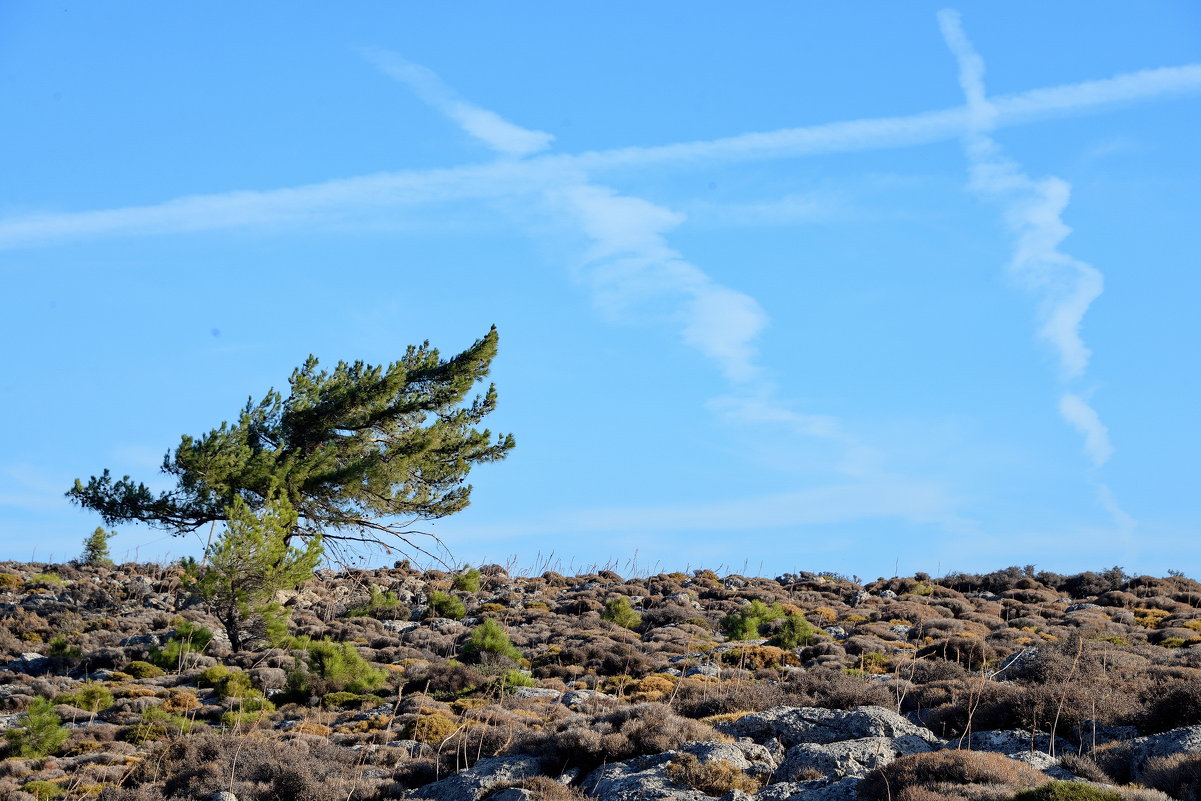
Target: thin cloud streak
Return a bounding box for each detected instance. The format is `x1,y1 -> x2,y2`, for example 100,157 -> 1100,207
374,51 -> 970,536
360,47 -> 554,158
1059,393 -> 1115,468
939,9 -> 1131,529
940,12 -> 1110,437
554,184 -> 767,383
2,63 -> 1199,250
440,479 -> 970,543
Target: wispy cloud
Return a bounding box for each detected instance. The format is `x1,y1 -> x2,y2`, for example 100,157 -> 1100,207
441,478 -> 968,541
1,62 -> 1198,251
361,47 -> 554,158
368,50 -> 975,540
939,9 -> 1130,527
553,184 -> 768,383
1058,392 -> 1114,467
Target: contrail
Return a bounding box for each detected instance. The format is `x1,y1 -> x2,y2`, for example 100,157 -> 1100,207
938,10 -> 1132,532
1,61 -> 1199,250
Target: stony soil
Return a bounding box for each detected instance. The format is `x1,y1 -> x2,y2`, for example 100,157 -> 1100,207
1,561 -> 1200,800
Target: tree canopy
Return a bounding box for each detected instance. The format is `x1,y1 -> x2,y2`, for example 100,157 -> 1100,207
68,327 -> 514,559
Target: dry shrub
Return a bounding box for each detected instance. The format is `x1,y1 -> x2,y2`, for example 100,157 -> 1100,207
406,712 -> 459,744
1142,753 -> 1201,801
859,750 -> 1047,801
1139,672 -> 1201,732
784,667 -> 893,709
484,775 -> 586,800
630,674 -> 676,702
671,676 -> 786,719
1058,753 -> 1113,784
159,691 -> 199,714
915,637 -> 996,671
404,661 -> 485,697
664,752 -> 765,796
515,702 -> 721,771
716,644 -> 798,670
104,732 -> 364,801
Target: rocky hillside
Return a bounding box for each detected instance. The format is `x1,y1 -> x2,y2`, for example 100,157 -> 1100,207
1,561 -> 1200,800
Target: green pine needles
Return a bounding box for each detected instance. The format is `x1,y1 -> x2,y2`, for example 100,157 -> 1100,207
197,492 -> 322,652
462,618 -> 523,668
427,590 -> 466,620
602,596 -> 643,630
80,526 -> 115,566
721,600 -> 786,641
68,328 -> 515,560
5,697 -> 69,758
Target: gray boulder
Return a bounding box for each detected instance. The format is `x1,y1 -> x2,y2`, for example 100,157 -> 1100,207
582,753 -> 709,801
1126,725 -> 1201,780
685,740 -> 776,774
410,755 -> 542,800
775,734 -> 938,781
720,705 -> 939,748
962,729 -> 1071,756
488,790 -> 534,801
753,776 -> 863,800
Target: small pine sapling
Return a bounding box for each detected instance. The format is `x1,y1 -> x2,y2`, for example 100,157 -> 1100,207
602,596 -> 643,630
5,697 -> 70,758
80,526 -> 116,566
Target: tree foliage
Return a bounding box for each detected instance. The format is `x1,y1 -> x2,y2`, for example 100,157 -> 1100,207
5,697 -> 69,758
80,526 -> 115,566
197,492 -> 323,652
68,328 -> 514,558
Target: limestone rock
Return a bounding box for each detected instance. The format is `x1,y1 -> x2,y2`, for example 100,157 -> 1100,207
1126,725 -> 1201,780
720,705 -> 939,748
410,755 -> 543,801
582,753 -> 709,801
775,734 -> 937,780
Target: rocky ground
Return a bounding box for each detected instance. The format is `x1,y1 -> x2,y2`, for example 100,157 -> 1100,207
1,561 -> 1200,800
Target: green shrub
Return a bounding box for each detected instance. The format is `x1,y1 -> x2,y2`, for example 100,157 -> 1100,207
152,621 -> 214,670
321,691 -> 368,709
196,664 -> 264,702
55,681 -> 114,714
427,590 -> 466,620
5,697 -> 70,758
461,618 -> 523,667
771,613 -> 819,649
125,660 -> 165,679
602,596 -> 643,629
198,663 -> 230,688
25,572 -> 63,588
21,780 -> 65,801
125,706 -> 198,743
1013,781 -> 1121,801
220,697 -> 276,729
453,566 -> 482,593
48,635 -> 82,660
290,638 -> 387,695
0,572 -> 21,590
348,586 -> 404,618
721,600 -> 785,641
216,671 -> 256,699
176,555 -> 201,580
504,670 -> 536,688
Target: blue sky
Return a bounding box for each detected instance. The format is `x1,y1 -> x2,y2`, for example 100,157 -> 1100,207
2,2 -> 1198,579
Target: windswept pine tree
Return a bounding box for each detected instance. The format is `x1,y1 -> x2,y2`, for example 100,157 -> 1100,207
68,327 -> 514,560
